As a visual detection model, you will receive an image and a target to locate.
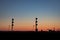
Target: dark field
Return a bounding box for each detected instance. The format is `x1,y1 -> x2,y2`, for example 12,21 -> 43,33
0,31 -> 60,40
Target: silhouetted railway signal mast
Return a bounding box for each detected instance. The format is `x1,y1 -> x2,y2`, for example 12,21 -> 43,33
35,18 -> 38,32
11,18 -> 14,31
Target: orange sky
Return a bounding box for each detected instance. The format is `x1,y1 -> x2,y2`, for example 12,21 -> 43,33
0,0 -> 60,31
0,18 -> 60,31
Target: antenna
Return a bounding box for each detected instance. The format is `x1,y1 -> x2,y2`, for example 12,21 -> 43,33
35,18 -> 38,32
11,18 -> 14,31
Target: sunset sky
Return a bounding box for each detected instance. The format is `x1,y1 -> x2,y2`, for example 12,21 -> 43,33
0,0 -> 60,31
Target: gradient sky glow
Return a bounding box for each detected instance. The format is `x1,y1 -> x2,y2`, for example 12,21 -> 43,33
0,0 -> 60,31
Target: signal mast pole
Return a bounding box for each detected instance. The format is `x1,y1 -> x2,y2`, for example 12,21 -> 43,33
11,18 -> 14,31
35,18 -> 38,32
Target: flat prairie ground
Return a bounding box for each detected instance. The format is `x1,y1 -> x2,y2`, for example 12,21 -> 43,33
0,31 -> 60,40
